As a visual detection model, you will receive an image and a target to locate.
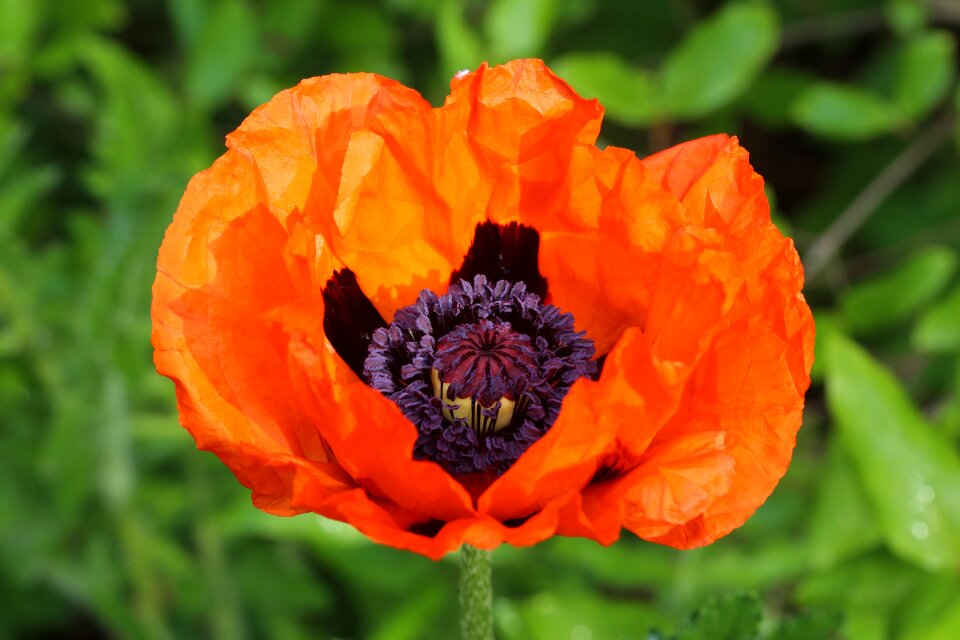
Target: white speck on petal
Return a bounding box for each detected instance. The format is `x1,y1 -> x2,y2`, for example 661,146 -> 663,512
454,68 -> 470,79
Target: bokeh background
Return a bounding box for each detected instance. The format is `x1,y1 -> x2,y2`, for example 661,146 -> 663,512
3,0 -> 960,638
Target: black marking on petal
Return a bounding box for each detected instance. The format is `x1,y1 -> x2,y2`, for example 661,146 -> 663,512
450,221 -> 548,299
322,268 -> 387,379
407,519 -> 446,538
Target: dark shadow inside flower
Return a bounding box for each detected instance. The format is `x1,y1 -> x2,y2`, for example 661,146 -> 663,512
501,515 -> 532,529
406,518 -> 446,538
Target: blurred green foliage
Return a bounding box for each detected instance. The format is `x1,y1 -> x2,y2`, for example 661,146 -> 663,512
2,0 -> 960,638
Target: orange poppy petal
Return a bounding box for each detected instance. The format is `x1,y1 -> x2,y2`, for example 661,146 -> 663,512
643,240 -> 813,547
329,59 -> 606,321
286,334 -> 476,522
584,431 -> 735,539
616,138 -> 814,546
226,73 -> 430,226
446,59 -> 603,152
153,151 -> 344,511
330,120 -> 482,321
641,134 -> 769,233
567,140 -> 812,548
153,75 -> 463,525
328,488 -> 623,561
478,323 -> 697,521
538,147 -> 688,354
479,243 -> 730,522
154,60 -> 815,558
444,59 -> 604,229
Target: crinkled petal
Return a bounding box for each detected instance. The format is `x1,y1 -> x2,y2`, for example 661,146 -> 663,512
539,147 -> 688,354
583,431 -> 735,539
329,59 -> 605,321
154,62 -> 815,558
286,334 -> 475,521
330,121 -> 482,321
153,151 -> 346,512
227,73 -> 429,226
444,59 -> 604,229
535,138 -> 812,548
334,488 -> 623,561
641,134 -> 770,234
479,324 -> 697,520
153,74 -> 472,526
641,239 -> 813,547
614,138 -> 815,547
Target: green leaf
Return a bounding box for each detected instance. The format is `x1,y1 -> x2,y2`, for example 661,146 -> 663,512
806,439 -> 883,569
504,589 -> 665,640
545,537 -> 675,590
838,246 -> 957,336
794,553 -> 918,640
769,609 -> 843,640
935,363 -> 960,440
790,83 -> 896,140
167,0 -> 208,48
184,0 -> 258,108
894,31 -> 956,121
369,584 -> 449,640
0,164 -> 59,240
676,592 -> 762,640
675,543 -> 809,595
898,574 -> 960,640
843,609 -> 890,640
0,0 -> 40,65
823,332 -> 960,570
261,0 -> 326,50
743,68 -> 815,128
318,3 -> 406,80
913,282 -> 960,353
796,553 -> 923,610
809,310 -> 843,383
0,125 -> 60,240
886,0 -> 929,37
79,37 -> 182,203
437,0 -> 486,76
661,2 -> 779,119
484,0 -> 556,60
551,52 -> 660,126
955,85 -> 960,150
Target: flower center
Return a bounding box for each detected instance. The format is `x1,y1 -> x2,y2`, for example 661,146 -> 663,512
431,321 -> 538,435
363,275 -> 595,475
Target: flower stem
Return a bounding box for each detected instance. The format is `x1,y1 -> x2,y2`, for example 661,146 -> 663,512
459,545 -> 494,640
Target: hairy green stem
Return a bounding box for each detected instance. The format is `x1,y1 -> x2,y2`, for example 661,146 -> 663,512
459,545 -> 493,640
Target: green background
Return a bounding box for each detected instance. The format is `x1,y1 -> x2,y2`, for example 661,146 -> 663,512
3,0 -> 960,638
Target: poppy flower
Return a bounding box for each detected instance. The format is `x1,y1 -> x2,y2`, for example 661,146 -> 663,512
152,59 -> 814,559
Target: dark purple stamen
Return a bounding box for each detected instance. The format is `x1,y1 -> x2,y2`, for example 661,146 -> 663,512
363,275 -> 595,475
